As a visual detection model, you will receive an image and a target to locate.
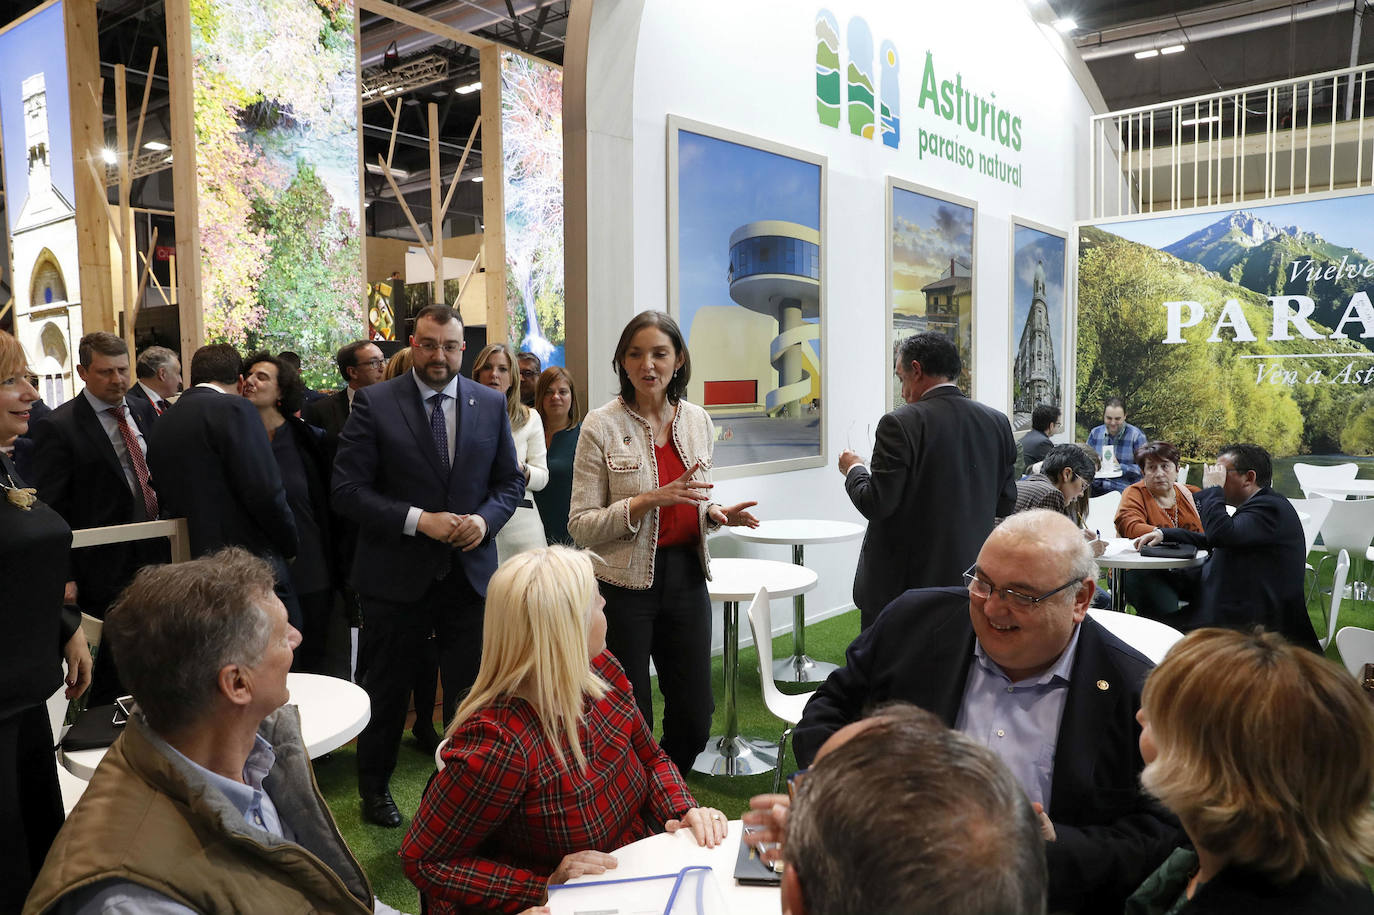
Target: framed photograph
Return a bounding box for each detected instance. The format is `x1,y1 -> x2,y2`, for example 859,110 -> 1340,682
886,178 -> 976,409
667,115 -> 826,478
1007,218 -> 1068,433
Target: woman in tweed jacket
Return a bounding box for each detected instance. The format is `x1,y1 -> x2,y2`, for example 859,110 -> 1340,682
568,311 -> 758,773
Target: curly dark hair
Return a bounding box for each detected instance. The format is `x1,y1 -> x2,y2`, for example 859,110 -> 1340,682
1134,441 -> 1181,471
244,351 -> 304,416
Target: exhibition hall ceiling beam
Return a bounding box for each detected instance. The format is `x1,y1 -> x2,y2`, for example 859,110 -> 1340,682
1074,0 -> 1356,60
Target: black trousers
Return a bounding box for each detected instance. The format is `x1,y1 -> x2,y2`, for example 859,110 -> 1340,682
355,573 -> 483,796
602,547 -> 713,774
0,704 -> 63,914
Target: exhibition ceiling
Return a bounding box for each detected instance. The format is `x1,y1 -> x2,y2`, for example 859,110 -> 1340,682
1047,0 -> 1374,111
0,0 -> 569,241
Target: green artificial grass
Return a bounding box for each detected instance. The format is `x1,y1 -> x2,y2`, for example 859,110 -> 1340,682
321,555 -> 1369,912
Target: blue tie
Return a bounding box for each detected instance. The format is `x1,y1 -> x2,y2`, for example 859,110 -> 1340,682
429,393 -> 450,473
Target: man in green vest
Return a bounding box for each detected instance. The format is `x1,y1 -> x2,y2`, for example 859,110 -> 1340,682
23,548 -> 395,914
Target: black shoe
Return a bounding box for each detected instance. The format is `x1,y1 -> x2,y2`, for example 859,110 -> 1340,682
360,790 -> 403,828
412,726 -> 441,755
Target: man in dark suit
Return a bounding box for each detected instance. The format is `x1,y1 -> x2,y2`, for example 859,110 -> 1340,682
127,345 -> 181,416
839,332 -> 1017,628
303,339 -> 386,453
1138,443 -> 1317,649
26,332 -> 164,703
146,344 -> 299,620
332,304 -> 524,827
794,510 -> 1181,914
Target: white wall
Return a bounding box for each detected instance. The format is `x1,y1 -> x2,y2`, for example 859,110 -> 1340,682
582,0 -> 1100,647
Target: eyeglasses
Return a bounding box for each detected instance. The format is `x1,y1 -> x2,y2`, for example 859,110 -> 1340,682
518,369 -> 538,378
356,358 -> 386,369
962,565 -> 1083,610
413,341 -> 463,355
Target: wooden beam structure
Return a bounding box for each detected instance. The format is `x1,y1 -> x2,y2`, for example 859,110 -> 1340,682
480,44 -> 507,344
164,0 -> 204,368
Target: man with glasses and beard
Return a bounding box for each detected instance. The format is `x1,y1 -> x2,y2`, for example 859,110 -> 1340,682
332,304 -> 524,827
793,510 -> 1180,914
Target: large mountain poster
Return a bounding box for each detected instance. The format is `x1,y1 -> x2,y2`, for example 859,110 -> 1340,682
1077,194 -> 1374,470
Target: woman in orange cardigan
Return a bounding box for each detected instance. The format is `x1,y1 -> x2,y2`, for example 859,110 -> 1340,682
1114,441 -> 1204,620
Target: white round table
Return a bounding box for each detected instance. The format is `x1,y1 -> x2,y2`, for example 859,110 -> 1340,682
556,820 -> 780,915
731,519 -> 864,683
695,557 -> 817,777
60,672 -> 370,779
1096,542 -> 1207,614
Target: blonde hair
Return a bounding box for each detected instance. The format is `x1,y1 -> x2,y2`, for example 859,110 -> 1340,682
1141,628 -> 1374,884
383,347 -> 412,380
472,342 -> 529,430
0,330 -> 31,380
534,365 -> 582,431
447,546 -> 608,770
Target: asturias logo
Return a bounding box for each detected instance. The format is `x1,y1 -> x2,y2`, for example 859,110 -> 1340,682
816,9 -> 899,149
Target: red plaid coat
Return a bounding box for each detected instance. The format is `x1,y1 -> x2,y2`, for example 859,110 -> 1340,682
399,650 -> 696,913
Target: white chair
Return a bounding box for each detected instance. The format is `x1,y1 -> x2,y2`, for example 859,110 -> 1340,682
1311,496 -> 1374,599
1294,462 -> 1358,499
744,586 -> 812,793
1289,495 -> 1333,604
1086,609 -> 1184,664
1085,490 -> 1123,540
1335,625 -> 1374,677
1320,550 -> 1350,651
1176,464 -> 1189,484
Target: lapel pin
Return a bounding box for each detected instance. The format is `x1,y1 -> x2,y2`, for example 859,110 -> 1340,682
468,397 -> 476,406
1096,679 -> 1110,691
623,435 -> 632,445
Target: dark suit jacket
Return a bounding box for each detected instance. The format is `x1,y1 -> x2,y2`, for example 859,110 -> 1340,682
845,386 -> 1017,623
302,388 -> 350,450
125,382 -> 169,415
794,587 -> 1181,914
146,386 -> 298,562
1162,487 -> 1317,650
331,373 -> 524,602
25,393 -> 164,614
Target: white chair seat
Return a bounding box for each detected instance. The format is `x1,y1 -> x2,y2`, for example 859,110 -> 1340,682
745,586 -> 819,791
1087,609 -> 1183,664
1336,625 -> 1374,677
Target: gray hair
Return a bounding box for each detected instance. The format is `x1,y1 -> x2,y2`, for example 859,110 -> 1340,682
991,509 -> 1097,588
104,548 -> 276,734
786,703 -> 1047,915
136,345 -> 179,380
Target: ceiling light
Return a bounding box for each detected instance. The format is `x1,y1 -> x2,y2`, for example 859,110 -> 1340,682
1160,44 -> 1185,55
1134,49 -> 1159,59
101,148 -> 117,164
365,162 -> 411,179
454,81 -> 481,95
1053,18 -> 1077,33
143,140 -> 169,151
471,175 -> 483,182
1180,115 -> 1221,128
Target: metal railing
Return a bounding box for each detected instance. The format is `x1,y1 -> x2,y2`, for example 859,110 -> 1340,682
1091,61 -> 1374,219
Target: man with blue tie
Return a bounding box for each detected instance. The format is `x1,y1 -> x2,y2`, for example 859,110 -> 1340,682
333,304 -> 524,827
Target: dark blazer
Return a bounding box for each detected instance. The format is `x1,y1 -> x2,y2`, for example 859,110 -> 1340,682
278,415 -> 338,588
146,386 -> 298,562
794,587 -> 1182,914
24,392 -> 163,614
125,382 -> 170,415
1162,486 -> 1317,650
331,372 -> 524,602
845,386 -> 1017,624
1182,866 -> 1374,914
302,388 -> 351,451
